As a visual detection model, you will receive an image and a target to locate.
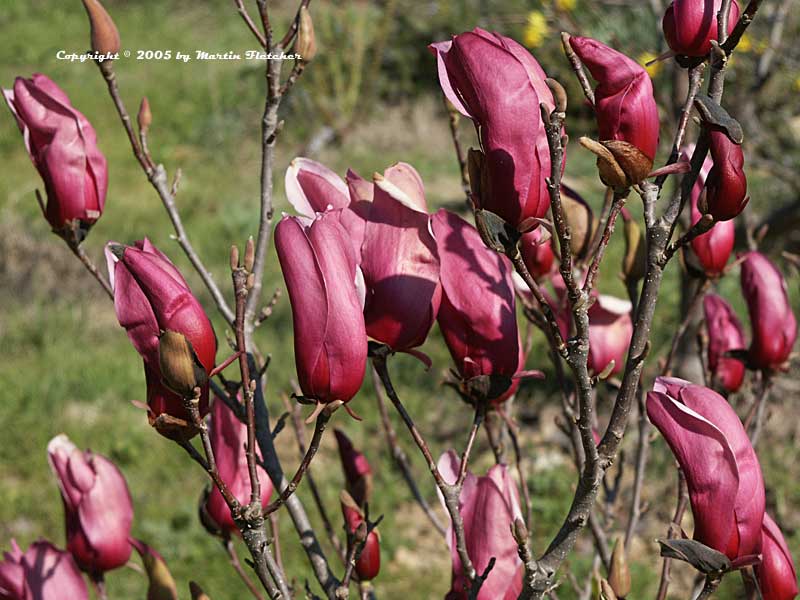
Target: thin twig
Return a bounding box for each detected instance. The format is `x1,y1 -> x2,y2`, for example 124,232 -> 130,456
370,366 -> 447,537
582,190 -> 627,293
95,62 -> 235,325
560,33 -> 595,106
623,387 -> 650,549
441,92 -> 470,201
234,0 -> 268,47
68,240 -> 114,300
662,278 -> 710,374
744,372 -> 773,446
655,469 -> 689,600
696,574 -> 723,599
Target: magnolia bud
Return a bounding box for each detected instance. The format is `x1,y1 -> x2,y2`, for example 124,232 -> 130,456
131,540 -> 179,600
621,208 -> 646,283
581,137 -> 653,190
599,578 -> 618,600
158,330 -> 208,398
244,236 -> 255,272
81,0 -> 120,55
296,7 -> 317,62
138,97 -> 152,134
608,537 -> 631,598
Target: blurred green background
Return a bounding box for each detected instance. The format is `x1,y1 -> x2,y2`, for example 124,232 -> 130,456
1,0 -> 798,598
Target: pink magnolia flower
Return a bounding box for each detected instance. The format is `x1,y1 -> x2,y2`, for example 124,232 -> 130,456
340,492 -> 380,581
740,252 -> 797,370
0,540 -> 89,600
647,377 -> 765,561
285,159 -> 441,354
438,451 -> 523,600
703,294 -> 745,393
587,295 -> 633,377
705,130 -> 748,221
275,212 -> 367,405
430,28 -> 555,228
568,37 -> 660,162
663,0 -> 741,57
432,210 -> 520,384
3,74 -> 108,237
334,429 -> 372,508
755,514 -> 798,600
106,239 -> 217,432
46,435 -> 133,575
205,397 -> 274,535
519,228 -> 555,280
690,191 -> 735,276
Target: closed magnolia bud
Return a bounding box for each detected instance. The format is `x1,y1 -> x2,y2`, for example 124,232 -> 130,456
158,330 -> 208,398
621,208 -> 646,283
705,130 -> 747,222
340,491 -> 380,581
138,97 -> 152,133
755,514 -> 798,600
599,578 -> 618,600
296,7 -> 317,62
131,539 -> 179,600
703,294 -> 746,393
81,0 -> 120,55
4,75 -> 108,237
568,36 -> 659,165
519,227 -> 555,280
663,0 -> 740,57
608,538 -> 631,598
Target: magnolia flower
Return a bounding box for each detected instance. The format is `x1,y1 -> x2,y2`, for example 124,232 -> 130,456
340,491 -> 380,581
0,540 -> 89,600
285,159 -> 441,355
703,294 -> 745,393
47,435 -> 133,574
438,451 -> 523,600
647,377 -> 765,561
587,295 -> 633,377
663,0 -> 741,57
3,74 -> 107,238
432,210 -> 520,386
740,252 -> 797,370
106,239 -> 217,435
275,212 -> 367,405
204,398 -> 274,535
568,36 -> 659,165
430,28 -> 555,228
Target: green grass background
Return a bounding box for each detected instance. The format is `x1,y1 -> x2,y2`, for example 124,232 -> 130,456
1,1 -> 797,598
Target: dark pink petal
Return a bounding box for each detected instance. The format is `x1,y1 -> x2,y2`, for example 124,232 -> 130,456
663,0 -> 741,57
741,252 -> 797,370
703,294 -> 745,393
756,514 -> 798,600
705,130 -> 747,221
587,295 -> 633,376
568,37 -> 659,161
433,210 -> 519,379
285,157 -> 350,218
20,541 -> 89,600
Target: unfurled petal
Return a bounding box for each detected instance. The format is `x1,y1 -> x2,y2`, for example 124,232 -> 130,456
285,157 -> 350,218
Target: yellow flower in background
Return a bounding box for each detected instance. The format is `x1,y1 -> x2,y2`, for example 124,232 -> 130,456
639,51 -> 662,77
794,76 -> 800,92
737,34 -> 753,53
523,11 -> 548,48
556,0 -> 577,11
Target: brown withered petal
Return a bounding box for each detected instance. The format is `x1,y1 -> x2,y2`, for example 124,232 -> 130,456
600,578 -> 618,600
157,330 -> 208,398
608,537 -> 631,598
296,6 -> 317,62
580,137 -> 628,189
561,187 -> 594,258
81,0 -> 120,55
602,140 -> 654,186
